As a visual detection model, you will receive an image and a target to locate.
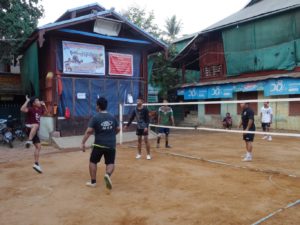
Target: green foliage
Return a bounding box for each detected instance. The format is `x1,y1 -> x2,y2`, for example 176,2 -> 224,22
0,0 -> 44,64
121,6 -> 161,38
164,15 -> 182,42
151,47 -> 180,98
122,6 -> 183,99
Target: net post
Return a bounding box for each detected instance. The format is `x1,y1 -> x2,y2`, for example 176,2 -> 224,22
119,103 -> 123,145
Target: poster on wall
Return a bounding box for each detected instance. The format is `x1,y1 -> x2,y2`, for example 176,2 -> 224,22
109,52 -> 133,76
63,41 -> 105,75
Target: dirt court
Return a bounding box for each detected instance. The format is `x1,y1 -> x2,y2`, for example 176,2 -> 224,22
0,131 -> 299,225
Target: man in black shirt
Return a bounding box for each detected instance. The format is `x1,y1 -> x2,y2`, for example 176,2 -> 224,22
124,95 -> 151,160
238,102 -> 256,162
81,97 -> 120,190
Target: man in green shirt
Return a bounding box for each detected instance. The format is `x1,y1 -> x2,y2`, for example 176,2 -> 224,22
157,99 -> 175,148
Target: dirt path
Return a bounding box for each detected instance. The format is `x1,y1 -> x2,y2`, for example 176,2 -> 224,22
0,132 -> 299,225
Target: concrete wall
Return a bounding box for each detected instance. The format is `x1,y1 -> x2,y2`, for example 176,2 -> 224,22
39,116 -> 55,140
196,92 -> 300,131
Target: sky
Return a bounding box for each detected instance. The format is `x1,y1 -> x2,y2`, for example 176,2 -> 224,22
38,0 -> 251,36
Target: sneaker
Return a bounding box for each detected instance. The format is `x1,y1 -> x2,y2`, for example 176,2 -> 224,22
25,140 -> 33,148
32,164 -> 43,173
146,155 -> 152,160
165,145 -> 172,148
262,136 -> 268,140
136,154 -> 141,159
86,181 -> 96,188
104,174 -> 112,190
242,157 -> 252,162
268,136 -> 272,141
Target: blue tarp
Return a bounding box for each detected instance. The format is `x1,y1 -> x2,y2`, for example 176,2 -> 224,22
58,78 -> 141,117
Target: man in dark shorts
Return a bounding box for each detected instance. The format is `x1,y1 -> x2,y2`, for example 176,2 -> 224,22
81,97 -> 120,190
124,95 -> 151,160
20,95 -> 48,173
238,102 -> 256,162
157,99 -> 175,148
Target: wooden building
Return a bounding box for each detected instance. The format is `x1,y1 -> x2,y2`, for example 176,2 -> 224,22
172,0 -> 300,130
21,3 -> 167,137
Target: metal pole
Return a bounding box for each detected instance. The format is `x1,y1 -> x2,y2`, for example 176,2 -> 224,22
119,103 -> 123,145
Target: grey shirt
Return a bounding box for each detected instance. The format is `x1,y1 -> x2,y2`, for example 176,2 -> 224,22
88,112 -> 119,149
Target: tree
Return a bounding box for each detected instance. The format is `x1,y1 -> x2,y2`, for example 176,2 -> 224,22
122,6 -> 182,99
164,15 -> 182,42
0,0 -> 44,64
150,47 -> 180,99
121,6 -> 161,38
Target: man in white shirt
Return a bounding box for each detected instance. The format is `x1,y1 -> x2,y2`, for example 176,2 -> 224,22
260,102 -> 273,141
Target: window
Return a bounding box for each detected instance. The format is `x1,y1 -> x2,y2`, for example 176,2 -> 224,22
205,99 -> 221,115
203,64 -> 223,78
237,92 -> 258,115
289,95 -> 300,116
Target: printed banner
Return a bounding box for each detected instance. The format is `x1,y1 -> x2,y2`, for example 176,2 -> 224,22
63,41 -> 105,75
234,81 -> 265,92
109,52 -> 133,76
264,78 -> 300,96
207,85 -> 233,99
184,87 -> 208,100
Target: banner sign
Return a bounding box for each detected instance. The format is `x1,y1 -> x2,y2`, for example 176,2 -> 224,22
264,78 -> 300,96
177,89 -> 184,96
234,81 -> 265,92
184,87 -> 208,100
183,78 -> 300,100
63,41 -> 105,75
109,52 -> 133,76
207,85 -> 233,99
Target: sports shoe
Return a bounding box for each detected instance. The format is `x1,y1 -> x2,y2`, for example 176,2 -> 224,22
86,181 -> 96,188
32,164 -> 42,173
104,174 -> 112,190
242,156 -> 252,162
165,145 -> 172,148
262,136 -> 268,140
268,136 -> 272,141
136,154 -> 141,159
25,140 -> 33,148
146,155 -> 152,160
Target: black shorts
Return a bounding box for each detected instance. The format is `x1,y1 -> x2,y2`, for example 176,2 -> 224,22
243,133 -> 255,142
261,123 -> 271,130
90,146 -> 116,164
136,128 -> 148,136
26,127 -> 40,144
158,128 -> 170,135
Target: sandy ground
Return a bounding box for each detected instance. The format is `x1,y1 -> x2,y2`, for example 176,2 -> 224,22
0,131 -> 299,225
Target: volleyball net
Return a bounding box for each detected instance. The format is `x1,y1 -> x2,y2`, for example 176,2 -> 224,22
120,97 -> 300,177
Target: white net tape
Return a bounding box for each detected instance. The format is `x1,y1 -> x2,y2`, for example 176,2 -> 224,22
121,97 -> 300,141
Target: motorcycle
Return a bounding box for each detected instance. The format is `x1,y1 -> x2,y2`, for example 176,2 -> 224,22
0,119 -> 14,148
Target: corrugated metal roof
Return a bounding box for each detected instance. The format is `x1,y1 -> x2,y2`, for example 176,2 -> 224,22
36,9 -> 167,50
172,33 -> 198,44
203,0 -> 300,33
180,72 -> 300,88
173,0 -> 300,64
38,10 -> 112,30
63,2 -> 105,13
59,29 -> 151,44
